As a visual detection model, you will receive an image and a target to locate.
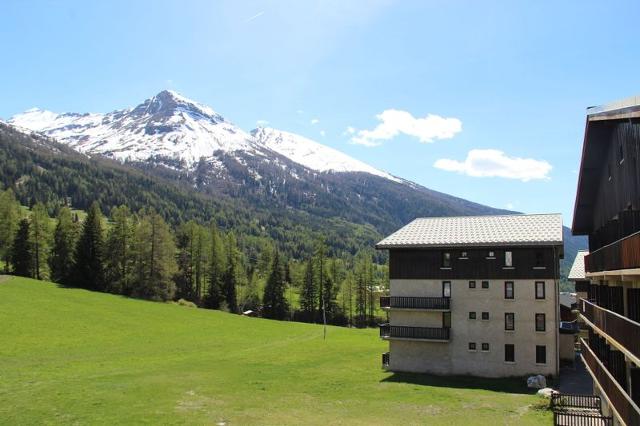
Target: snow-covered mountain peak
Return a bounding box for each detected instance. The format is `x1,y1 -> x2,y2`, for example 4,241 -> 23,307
251,127 -> 400,181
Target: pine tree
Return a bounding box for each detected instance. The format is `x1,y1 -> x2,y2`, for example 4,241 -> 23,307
262,249 -> 289,320
175,221 -> 197,300
49,207 -> 78,284
131,210 -> 177,301
222,233 -> 239,313
104,205 -> 134,294
204,222 -> 225,309
11,219 -> 33,277
300,258 -> 316,322
0,189 -> 20,273
30,202 -> 51,280
73,202 -> 105,290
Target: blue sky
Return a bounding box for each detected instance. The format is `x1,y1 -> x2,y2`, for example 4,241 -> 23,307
1,0 -> 639,224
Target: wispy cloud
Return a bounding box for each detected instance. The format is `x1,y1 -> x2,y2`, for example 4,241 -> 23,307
350,109 -> 462,147
256,119 -> 269,127
506,202 -> 515,209
343,126 -> 356,136
434,149 -> 552,182
244,11 -> 265,23
310,118 -> 320,125
320,130 -> 326,137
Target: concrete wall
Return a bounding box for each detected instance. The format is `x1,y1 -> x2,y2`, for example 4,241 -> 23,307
387,278 -> 559,378
559,333 -> 575,361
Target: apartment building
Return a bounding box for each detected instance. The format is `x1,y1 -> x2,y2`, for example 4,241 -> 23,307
376,214 -> 563,378
572,95 -> 640,425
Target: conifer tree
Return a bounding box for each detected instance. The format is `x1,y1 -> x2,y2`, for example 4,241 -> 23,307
0,189 -> 20,273
175,221 -> 197,300
30,202 -> 51,280
73,202 -> 105,290
300,258 -> 316,321
104,205 -> 134,294
222,233 -> 239,313
49,206 -> 78,284
262,249 -> 289,320
204,222 -> 225,309
11,219 -> 33,278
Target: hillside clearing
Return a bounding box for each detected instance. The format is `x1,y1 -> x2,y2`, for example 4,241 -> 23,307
0,277 -> 551,425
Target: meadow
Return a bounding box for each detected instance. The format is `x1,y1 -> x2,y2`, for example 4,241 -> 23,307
0,276 -> 550,425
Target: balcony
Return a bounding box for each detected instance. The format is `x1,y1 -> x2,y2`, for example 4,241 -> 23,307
379,296 -> 450,311
379,324 -> 450,341
580,337 -> 640,426
579,298 -> 640,364
585,231 -> 640,273
550,393 -> 613,425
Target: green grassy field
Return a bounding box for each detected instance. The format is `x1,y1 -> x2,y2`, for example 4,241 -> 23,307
0,276 -> 550,425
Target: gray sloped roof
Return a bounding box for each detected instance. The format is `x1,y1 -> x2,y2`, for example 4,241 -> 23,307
568,250 -> 588,280
376,214 -> 563,249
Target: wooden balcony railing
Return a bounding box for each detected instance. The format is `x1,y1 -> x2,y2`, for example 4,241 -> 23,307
579,298 -> 640,363
379,324 -> 450,341
379,296 -> 450,310
585,231 -> 640,273
580,337 -> 640,426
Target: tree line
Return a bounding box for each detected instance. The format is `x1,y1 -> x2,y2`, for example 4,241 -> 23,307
0,188 -> 386,327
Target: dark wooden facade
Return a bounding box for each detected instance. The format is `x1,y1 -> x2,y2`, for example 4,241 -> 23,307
389,247 -> 560,280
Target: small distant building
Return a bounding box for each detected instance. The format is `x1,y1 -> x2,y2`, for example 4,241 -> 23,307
568,250 -> 589,303
376,214 -> 563,378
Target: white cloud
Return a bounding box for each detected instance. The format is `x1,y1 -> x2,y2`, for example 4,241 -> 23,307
256,119 -> 269,127
343,126 -> 356,136
310,118 -> 320,125
244,11 -> 265,23
320,130 -> 326,137
350,109 -> 462,147
434,149 -> 552,182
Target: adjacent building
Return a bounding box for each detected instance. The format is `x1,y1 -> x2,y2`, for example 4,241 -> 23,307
376,214 -> 563,378
572,95 -> 640,425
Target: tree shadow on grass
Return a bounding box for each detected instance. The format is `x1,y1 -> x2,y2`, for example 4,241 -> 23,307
381,372 -> 538,395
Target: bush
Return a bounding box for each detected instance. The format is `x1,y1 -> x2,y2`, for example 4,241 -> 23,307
173,298 -> 197,308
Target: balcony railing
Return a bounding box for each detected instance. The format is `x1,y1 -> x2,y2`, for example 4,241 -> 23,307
580,337 -> 640,426
552,411 -> 613,426
551,393 -> 602,411
379,296 -> 450,310
579,298 -> 640,363
585,230 -> 640,273
379,324 -> 450,341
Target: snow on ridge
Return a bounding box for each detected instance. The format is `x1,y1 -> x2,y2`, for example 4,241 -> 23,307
252,127 -> 401,182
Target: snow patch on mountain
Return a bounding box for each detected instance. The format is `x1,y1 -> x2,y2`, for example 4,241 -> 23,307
251,127 -> 400,182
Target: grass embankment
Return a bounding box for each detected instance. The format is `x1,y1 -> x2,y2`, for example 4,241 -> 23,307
0,277 -> 550,425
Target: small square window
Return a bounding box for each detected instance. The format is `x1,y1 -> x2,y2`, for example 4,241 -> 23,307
460,251 -> 468,258
505,313 -> 514,330
442,281 -> 451,298
535,313 -> 546,331
481,312 -> 489,320
442,252 -> 451,268
469,280 -> 476,289
469,311 -> 476,320
468,342 -> 476,351
505,251 -> 513,267
504,281 -> 514,299
481,343 -> 490,352
487,251 -> 495,258
535,281 -> 545,299
536,345 -> 547,364
505,344 -> 515,362
481,281 -> 489,289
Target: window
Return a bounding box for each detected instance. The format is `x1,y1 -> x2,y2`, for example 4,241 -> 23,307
505,251 -> 513,267
468,342 -> 476,351
505,313 -> 515,330
487,250 -> 495,258
481,281 -> 489,289
442,252 -> 451,268
535,313 -> 546,331
469,280 -> 476,289
460,251 -> 468,258
505,344 -> 515,362
443,312 -> 451,328
469,311 -> 476,320
535,281 -> 545,299
534,251 -> 544,267
442,281 -> 451,298
536,345 -> 547,364
481,312 -> 489,320
481,343 -> 490,352
504,281 -> 514,299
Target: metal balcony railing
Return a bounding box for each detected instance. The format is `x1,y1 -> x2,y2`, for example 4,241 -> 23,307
379,296 -> 450,310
